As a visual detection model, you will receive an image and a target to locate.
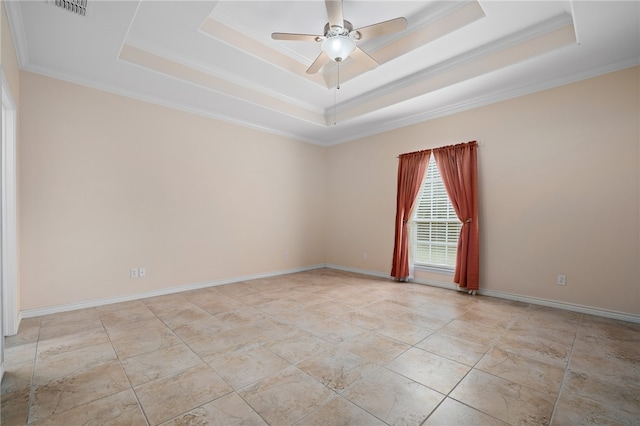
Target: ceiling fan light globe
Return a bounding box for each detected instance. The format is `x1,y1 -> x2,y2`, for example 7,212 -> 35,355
321,35 -> 356,62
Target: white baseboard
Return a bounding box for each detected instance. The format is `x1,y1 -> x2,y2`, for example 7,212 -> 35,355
325,264 -> 640,324
3,311 -> 23,338
20,264 -> 326,319
475,288 -> 640,324
20,263 -> 640,324
14,311 -> 22,336
325,264 -> 391,280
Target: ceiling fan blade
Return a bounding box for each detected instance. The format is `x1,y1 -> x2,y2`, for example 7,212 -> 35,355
351,47 -> 379,70
271,33 -> 322,42
353,17 -> 407,41
307,52 -> 330,74
325,0 -> 344,28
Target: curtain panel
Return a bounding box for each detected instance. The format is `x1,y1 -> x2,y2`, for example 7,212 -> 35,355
390,149 -> 431,280
432,141 -> 479,291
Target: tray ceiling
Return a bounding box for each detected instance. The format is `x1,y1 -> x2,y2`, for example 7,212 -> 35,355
5,1 -> 640,145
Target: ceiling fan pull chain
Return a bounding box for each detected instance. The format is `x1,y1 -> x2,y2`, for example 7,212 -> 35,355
333,90 -> 337,126
334,63 -> 340,125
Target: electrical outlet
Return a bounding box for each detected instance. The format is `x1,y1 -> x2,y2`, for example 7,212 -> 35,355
284,251 -> 289,260
130,268 -> 138,278
139,268 -> 146,278
363,252 -> 368,260
557,275 -> 566,286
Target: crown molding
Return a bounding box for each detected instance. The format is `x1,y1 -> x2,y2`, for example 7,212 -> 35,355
4,0 -> 29,67
323,58 -> 639,146
21,64 -> 327,146
22,53 -> 637,149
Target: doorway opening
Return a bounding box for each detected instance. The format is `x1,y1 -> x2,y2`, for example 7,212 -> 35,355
2,71 -> 19,340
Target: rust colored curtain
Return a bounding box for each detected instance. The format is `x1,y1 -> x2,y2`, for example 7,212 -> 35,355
391,150 -> 431,280
432,141 -> 479,291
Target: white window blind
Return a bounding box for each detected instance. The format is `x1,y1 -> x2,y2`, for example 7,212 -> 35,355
412,155 -> 462,269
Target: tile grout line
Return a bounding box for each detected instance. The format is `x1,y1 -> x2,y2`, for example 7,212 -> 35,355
12,271 -> 628,425
381,296 -> 526,425
407,303 -> 516,423
100,312 -> 152,426
548,312 -> 583,425
26,316 -> 43,426
137,298 -> 240,425
423,301 -> 531,425
29,309 -> 146,425
139,288 -> 348,425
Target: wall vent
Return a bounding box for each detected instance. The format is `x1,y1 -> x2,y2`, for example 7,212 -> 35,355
52,0 -> 87,17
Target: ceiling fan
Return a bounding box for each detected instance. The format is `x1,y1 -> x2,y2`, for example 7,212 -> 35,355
272,0 -> 407,74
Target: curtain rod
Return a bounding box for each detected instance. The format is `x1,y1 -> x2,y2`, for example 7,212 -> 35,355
396,140 -> 480,158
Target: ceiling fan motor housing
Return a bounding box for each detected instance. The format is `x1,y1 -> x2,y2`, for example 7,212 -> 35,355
322,20 -> 358,62
323,20 -> 354,37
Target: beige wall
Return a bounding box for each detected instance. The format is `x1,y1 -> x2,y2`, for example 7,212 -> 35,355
327,66 -> 640,316
18,65 -> 639,316
19,71 -> 327,310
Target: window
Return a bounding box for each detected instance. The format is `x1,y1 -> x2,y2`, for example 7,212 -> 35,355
411,155 -> 461,270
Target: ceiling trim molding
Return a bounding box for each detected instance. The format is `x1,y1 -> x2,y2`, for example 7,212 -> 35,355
205,1 -> 486,91
323,0 -> 486,89
207,6 -> 313,66
324,59 -> 640,146
364,0 -> 480,52
211,0 -> 478,68
118,44 -> 326,126
333,13 -> 575,121
4,0 -> 29,67
122,37 -> 324,115
198,17 -> 326,89
366,0 -> 485,62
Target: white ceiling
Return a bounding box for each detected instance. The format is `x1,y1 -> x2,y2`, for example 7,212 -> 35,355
5,0 -> 640,145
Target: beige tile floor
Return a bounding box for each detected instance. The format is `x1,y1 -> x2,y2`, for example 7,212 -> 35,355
2,269 -> 639,425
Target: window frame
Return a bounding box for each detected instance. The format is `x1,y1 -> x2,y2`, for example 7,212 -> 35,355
410,155 -> 461,273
